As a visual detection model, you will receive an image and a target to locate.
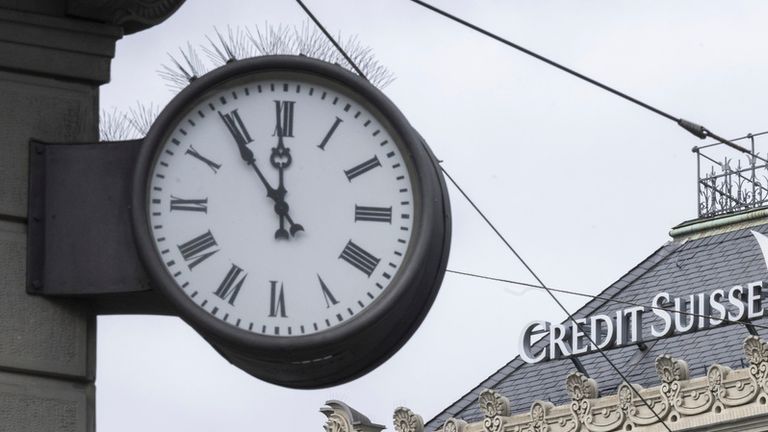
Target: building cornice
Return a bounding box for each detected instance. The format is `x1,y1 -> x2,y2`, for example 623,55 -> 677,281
392,335 -> 768,432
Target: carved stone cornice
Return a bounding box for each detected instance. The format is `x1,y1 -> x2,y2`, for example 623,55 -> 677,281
67,0 -> 185,34
321,400 -> 385,432
411,335 -> 768,432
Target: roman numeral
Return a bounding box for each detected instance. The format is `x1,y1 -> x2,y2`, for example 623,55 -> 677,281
318,117 -> 343,150
214,264 -> 247,305
354,205 -> 392,223
272,100 -> 295,137
177,230 -> 219,270
170,196 -> 208,213
344,156 -> 381,181
185,146 -> 221,173
318,275 -> 339,308
219,109 -> 253,145
269,280 -> 287,317
339,240 -> 380,277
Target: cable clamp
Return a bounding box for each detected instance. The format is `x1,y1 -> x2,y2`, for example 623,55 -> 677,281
677,118 -> 708,139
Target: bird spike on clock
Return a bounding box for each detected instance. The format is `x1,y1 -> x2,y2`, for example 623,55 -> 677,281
103,23 -> 395,142
159,23 -> 396,92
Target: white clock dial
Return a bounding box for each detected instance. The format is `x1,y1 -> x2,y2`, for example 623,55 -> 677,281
147,75 -> 415,337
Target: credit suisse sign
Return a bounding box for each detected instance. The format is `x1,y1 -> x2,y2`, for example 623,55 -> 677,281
519,230 -> 768,364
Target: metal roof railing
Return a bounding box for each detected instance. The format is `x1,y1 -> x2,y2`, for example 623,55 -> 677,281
694,131 -> 768,218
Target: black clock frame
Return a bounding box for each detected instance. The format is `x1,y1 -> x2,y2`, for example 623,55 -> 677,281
131,55 -> 451,388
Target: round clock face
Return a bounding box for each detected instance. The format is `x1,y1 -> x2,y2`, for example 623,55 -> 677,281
145,72 -> 416,338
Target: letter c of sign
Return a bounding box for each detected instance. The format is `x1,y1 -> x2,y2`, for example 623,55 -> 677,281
520,321 -> 549,364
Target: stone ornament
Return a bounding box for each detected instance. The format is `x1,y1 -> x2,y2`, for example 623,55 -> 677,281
442,418 -> 468,432
655,355 -> 688,414
321,401 -> 385,432
384,335 -> 768,432
745,335 -> 768,394
478,388 -> 511,432
478,388 -> 511,418
566,372 -> 599,430
393,407 -> 424,432
528,400 -> 554,432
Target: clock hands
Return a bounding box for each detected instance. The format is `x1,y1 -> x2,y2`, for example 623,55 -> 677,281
218,110 -> 303,239
270,130 -> 304,239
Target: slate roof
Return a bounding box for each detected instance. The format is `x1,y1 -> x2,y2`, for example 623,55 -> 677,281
425,214 -> 768,430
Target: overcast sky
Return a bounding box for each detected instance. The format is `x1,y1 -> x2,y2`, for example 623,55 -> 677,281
98,1 -> 768,430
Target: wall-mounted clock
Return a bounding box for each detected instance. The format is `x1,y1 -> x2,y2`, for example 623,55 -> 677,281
132,55 -> 451,388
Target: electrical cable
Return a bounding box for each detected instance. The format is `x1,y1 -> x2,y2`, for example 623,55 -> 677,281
440,165 -> 673,432
297,1 -> 674,428
289,1 -> 751,429
446,269 -> 768,332
408,0 -> 751,157
294,0 -> 369,81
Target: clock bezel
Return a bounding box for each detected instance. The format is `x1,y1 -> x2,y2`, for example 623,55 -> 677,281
131,55 -> 450,379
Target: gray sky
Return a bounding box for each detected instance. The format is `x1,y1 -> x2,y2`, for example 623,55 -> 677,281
98,1 -> 768,430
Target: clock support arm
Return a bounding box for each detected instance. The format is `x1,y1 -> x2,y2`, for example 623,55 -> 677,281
26,138 -> 177,315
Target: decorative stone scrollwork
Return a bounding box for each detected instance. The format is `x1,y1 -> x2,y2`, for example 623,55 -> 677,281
321,400 -> 385,432
566,372 -> 598,430
478,389 -> 510,432
617,383 -> 660,427
324,415 -> 351,432
744,336 -> 768,394
393,407 -> 424,432
528,401 -> 553,432
708,363 -> 758,408
617,385 -> 633,412
442,418 -> 468,432
655,355 -> 688,412
479,389 -> 511,418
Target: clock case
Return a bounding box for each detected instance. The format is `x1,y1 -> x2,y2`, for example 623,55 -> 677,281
131,55 -> 451,389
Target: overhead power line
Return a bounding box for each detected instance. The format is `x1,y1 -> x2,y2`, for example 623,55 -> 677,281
408,0 -> 751,157
440,165 -> 673,432
297,1 -> 675,429
294,0 -> 369,81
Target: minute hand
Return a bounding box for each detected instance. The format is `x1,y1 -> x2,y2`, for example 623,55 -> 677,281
219,111 -> 279,199
219,111 -> 303,238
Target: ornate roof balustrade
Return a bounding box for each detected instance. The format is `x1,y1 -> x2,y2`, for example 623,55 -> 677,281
363,335 -> 768,432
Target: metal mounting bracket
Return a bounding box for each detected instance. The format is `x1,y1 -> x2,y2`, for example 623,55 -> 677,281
26,139 -> 173,315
